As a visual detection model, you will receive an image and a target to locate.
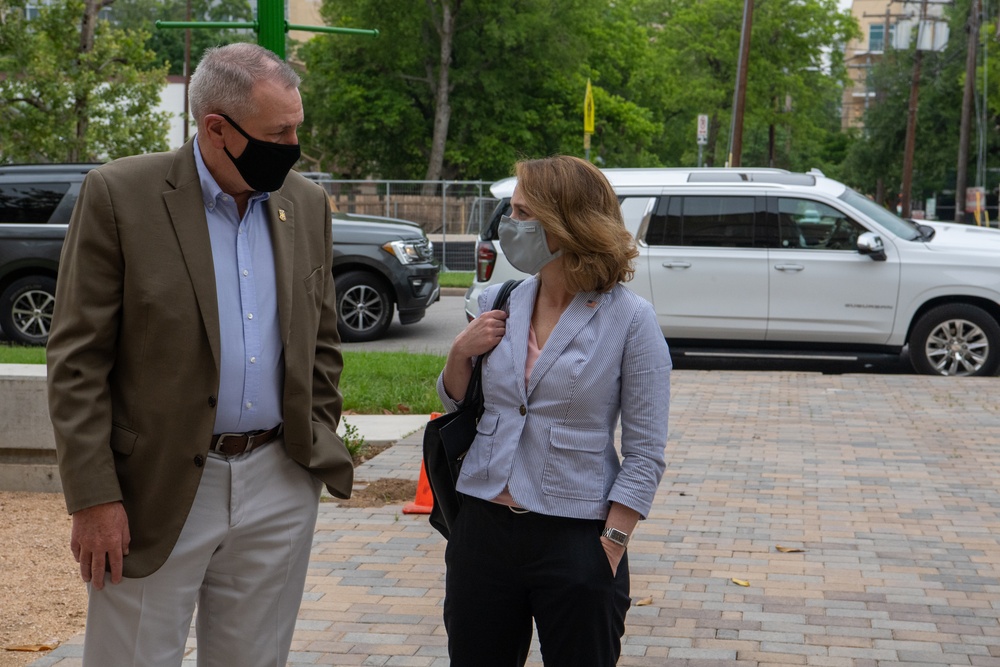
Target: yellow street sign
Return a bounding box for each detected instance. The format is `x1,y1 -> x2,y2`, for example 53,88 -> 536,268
584,79 -> 595,134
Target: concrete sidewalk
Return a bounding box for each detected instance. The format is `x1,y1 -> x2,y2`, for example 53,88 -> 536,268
31,370 -> 1000,666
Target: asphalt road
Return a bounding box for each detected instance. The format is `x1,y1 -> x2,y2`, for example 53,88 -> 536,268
350,292 -> 917,375
343,292 -> 470,356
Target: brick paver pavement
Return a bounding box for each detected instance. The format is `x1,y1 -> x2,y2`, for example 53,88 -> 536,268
31,371 -> 1000,666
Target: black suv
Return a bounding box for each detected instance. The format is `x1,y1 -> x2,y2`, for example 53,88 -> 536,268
0,164 -> 439,345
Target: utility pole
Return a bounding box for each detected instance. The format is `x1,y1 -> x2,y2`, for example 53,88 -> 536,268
955,0 -> 981,223
727,0 -> 754,168
899,0 -> 930,219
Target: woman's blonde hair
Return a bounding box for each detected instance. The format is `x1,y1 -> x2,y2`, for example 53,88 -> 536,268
514,155 -> 638,293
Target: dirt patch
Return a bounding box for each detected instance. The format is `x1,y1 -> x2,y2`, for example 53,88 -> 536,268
332,477 -> 418,508
0,492 -> 87,667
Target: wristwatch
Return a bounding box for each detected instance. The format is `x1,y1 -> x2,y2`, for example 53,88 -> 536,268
601,527 -> 629,547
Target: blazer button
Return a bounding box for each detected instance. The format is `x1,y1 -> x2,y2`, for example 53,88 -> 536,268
519,404 -> 526,416
193,455 -> 205,467
208,395 -> 217,408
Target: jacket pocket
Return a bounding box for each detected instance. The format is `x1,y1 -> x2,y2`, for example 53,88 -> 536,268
541,425 -> 608,501
110,424 -> 138,456
304,265 -> 324,293
460,410 -> 499,481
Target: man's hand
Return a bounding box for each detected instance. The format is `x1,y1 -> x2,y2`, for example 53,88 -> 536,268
71,501 -> 130,590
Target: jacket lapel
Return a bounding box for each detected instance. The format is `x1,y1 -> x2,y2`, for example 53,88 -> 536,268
266,191 -> 295,346
527,290 -> 603,398
162,141 -> 221,368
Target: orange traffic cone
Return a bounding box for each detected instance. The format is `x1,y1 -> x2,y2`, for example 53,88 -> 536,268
402,412 -> 441,515
402,461 -> 434,514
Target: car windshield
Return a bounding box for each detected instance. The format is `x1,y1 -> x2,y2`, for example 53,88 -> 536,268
838,188 -> 922,241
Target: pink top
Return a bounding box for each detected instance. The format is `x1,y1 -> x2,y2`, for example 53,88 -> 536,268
525,323 -> 542,391
490,323 -> 543,509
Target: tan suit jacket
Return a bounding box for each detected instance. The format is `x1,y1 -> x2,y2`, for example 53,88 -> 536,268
46,141 -> 353,578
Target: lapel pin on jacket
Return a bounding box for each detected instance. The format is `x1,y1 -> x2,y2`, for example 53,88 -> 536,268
278,209 -> 287,222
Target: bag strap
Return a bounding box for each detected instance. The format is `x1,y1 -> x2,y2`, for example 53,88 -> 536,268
462,279 -> 524,410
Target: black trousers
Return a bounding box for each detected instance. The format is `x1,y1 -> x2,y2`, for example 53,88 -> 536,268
444,496 -> 631,667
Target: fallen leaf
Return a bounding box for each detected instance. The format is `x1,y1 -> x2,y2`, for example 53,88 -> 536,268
5,642 -> 60,652
635,596 -> 653,606
730,578 -> 750,587
342,409 -> 358,415
396,404 -> 412,413
382,408 -> 394,415
775,545 -> 805,553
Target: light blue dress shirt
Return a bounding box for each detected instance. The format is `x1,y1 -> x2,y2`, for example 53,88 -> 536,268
194,137 -> 284,434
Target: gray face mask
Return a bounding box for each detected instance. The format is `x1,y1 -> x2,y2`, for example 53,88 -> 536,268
499,215 -> 563,275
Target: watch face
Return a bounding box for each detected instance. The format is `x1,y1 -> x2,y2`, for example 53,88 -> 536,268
603,528 -> 628,546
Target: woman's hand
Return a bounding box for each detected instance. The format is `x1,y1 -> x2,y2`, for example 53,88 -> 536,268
600,536 -> 626,576
441,309 -> 508,401
600,501 -> 640,577
452,309 -> 508,359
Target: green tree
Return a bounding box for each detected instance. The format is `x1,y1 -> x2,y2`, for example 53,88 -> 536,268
111,0 -> 254,76
636,0 -> 857,170
0,0 -> 170,163
841,0 -> 1000,209
298,0 -> 661,180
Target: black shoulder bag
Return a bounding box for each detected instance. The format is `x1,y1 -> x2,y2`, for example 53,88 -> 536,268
423,279 -> 522,539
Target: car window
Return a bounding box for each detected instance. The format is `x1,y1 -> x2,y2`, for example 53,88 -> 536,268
482,198 -> 511,241
620,197 -> 656,238
838,187 -> 921,241
646,196 -> 760,248
0,182 -> 71,223
776,198 -> 866,250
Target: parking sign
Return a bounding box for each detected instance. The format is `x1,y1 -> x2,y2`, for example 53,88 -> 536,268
697,114 -> 708,145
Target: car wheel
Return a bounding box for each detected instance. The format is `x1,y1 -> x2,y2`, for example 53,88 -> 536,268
0,276 -> 57,346
909,304 -> 1000,377
335,270 -> 394,343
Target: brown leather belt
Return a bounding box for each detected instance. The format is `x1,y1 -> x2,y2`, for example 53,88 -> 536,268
210,424 -> 282,457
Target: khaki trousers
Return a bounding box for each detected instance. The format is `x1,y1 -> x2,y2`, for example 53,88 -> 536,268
82,438 -> 322,667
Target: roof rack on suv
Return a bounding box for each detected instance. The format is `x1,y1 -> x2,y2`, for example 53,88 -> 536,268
686,172 -> 816,186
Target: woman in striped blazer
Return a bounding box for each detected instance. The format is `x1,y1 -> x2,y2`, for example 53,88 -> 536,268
437,155 -> 672,667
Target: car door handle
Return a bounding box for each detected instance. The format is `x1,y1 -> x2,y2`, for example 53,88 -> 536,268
662,261 -> 691,269
774,263 -> 805,272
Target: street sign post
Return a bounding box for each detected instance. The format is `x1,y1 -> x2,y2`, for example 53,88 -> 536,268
584,79 -> 595,161
696,114 -> 708,167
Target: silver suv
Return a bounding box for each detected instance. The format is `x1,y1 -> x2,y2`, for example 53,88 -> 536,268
466,168 -> 1000,377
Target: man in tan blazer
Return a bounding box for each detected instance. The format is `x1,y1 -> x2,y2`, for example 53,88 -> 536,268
46,43 -> 353,666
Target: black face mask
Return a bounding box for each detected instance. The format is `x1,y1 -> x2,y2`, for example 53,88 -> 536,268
220,114 -> 301,192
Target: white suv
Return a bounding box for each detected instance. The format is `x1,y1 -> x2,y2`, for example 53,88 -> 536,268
465,168 -> 1000,377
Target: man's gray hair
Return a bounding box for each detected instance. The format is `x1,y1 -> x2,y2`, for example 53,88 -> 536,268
189,43 -> 301,125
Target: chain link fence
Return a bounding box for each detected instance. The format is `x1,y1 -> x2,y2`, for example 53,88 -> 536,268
309,178 -> 498,271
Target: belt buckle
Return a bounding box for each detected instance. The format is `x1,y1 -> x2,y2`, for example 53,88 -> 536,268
213,432 -> 243,455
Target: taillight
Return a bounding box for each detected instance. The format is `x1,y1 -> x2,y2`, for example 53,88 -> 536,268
476,240 -> 496,282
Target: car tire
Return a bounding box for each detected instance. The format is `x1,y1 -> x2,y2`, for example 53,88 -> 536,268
0,276 -> 57,346
335,270 -> 394,343
909,304 -> 1000,377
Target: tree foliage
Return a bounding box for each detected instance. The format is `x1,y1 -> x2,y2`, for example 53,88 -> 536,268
298,0 -> 856,181
842,0 -> 1000,208
111,0 -> 254,76
0,0 -> 170,163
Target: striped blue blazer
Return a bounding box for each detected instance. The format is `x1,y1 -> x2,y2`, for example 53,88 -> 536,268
436,277 -> 671,520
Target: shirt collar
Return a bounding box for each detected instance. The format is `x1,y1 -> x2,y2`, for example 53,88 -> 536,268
193,135 -> 270,209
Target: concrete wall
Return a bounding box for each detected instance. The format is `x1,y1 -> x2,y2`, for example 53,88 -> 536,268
0,365 -> 61,493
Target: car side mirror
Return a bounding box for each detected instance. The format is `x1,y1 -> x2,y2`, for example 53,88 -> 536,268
857,232 -> 886,261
